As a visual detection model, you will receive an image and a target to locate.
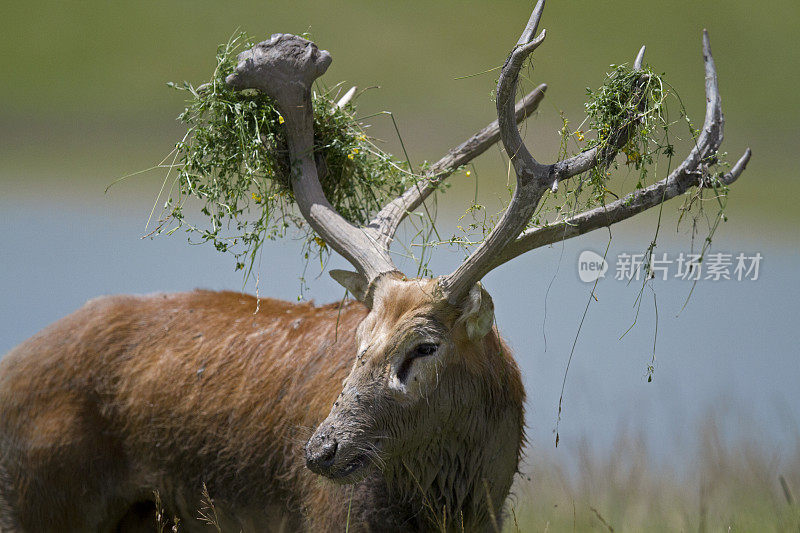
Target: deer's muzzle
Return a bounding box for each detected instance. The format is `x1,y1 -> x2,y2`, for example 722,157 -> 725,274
304,422 -> 374,482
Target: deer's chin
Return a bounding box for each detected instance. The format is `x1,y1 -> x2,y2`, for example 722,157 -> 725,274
323,453 -> 375,484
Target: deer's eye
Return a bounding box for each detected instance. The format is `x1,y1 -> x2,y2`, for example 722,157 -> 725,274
397,343 -> 439,384
413,343 -> 438,357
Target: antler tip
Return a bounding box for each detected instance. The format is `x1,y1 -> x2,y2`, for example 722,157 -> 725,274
336,86 -> 358,109
517,0 -> 548,46
634,45 -> 646,70
734,147 -> 753,170
702,29 -> 712,52
721,148 -> 752,185
225,72 -> 239,88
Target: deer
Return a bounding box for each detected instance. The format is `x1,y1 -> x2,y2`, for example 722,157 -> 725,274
0,1 -> 750,531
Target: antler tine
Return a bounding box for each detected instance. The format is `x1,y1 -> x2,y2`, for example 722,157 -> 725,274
697,29 -> 724,156
438,0 -> 552,303
439,19 -> 750,302
518,0 -> 547,46
226,34 -> 399,296
484,31 -> 750,270
633,45 -> 646,71
336,86 -> 357,109
370,84 -> 547,247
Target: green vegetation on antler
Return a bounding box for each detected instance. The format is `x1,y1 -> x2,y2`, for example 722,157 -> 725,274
546,62 -> 709,225
583,64 -> 670,195
452,61 -> 730,262
558,62 -> 731,226
156,32 -> 734,304
154,33 -> 416,278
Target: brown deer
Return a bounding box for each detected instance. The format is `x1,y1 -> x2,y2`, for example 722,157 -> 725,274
0,1 -> 749,531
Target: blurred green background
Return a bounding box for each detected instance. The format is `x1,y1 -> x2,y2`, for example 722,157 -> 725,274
2,0 -> 797,227
2,1 -> 799,530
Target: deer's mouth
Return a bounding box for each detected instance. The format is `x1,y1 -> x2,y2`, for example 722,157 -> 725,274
327,453 -> 370,481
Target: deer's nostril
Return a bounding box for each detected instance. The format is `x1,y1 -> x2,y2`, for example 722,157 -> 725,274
306,434 -> 338,472
317,438 -> 338,467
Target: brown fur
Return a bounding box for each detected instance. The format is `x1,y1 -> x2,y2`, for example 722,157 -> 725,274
0,280 -> 524,532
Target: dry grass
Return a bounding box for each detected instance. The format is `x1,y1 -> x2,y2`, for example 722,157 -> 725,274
508,423 -> 800,532
150,417 -> 800,531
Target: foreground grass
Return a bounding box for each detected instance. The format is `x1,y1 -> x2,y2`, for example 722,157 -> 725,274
157,426 -> 799,531
508,429 -> 800,532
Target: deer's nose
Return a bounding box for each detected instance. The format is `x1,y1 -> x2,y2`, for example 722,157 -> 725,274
305,433 -> 338,473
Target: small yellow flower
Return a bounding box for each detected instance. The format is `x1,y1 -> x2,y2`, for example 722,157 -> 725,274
278,115 -> 285,124
358,135 -> 367,141
351,148 -> 359,155
576,130 -> 585,142
313,236 -> 327,249
251,192 -> 262,202
466,171 -> 472,177
347,154 -> 354,160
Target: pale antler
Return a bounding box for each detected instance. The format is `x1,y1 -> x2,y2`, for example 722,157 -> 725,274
369,84 -> 547,248
487,32 -> 751,270
226,33 -> 547,300
438,0 -> 751,304
225,10 -> 749,306
336,86 -> 357,109
438,0 -> 551,303
226,34 -> 399,290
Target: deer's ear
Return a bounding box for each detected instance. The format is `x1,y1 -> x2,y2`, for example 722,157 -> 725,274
330,269 -> 369,301
457,282 -> 495,341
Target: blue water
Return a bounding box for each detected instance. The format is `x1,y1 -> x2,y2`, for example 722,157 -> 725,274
1,194 -> 797,473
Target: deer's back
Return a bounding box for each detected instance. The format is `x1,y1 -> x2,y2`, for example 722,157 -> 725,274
0,290 -> 366,530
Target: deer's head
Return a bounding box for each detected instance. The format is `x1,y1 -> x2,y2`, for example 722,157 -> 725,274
225,3 -> 749,483
303,275 -> 496,481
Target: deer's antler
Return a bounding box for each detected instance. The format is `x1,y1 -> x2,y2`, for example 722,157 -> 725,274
227,5 -> 750,308
438,0 -> 751,304
437,0 -> 551,303
226,34 -> 399,297
226,33 -> 548,302
486,31 -> 750,270
370,84 -> 547,248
